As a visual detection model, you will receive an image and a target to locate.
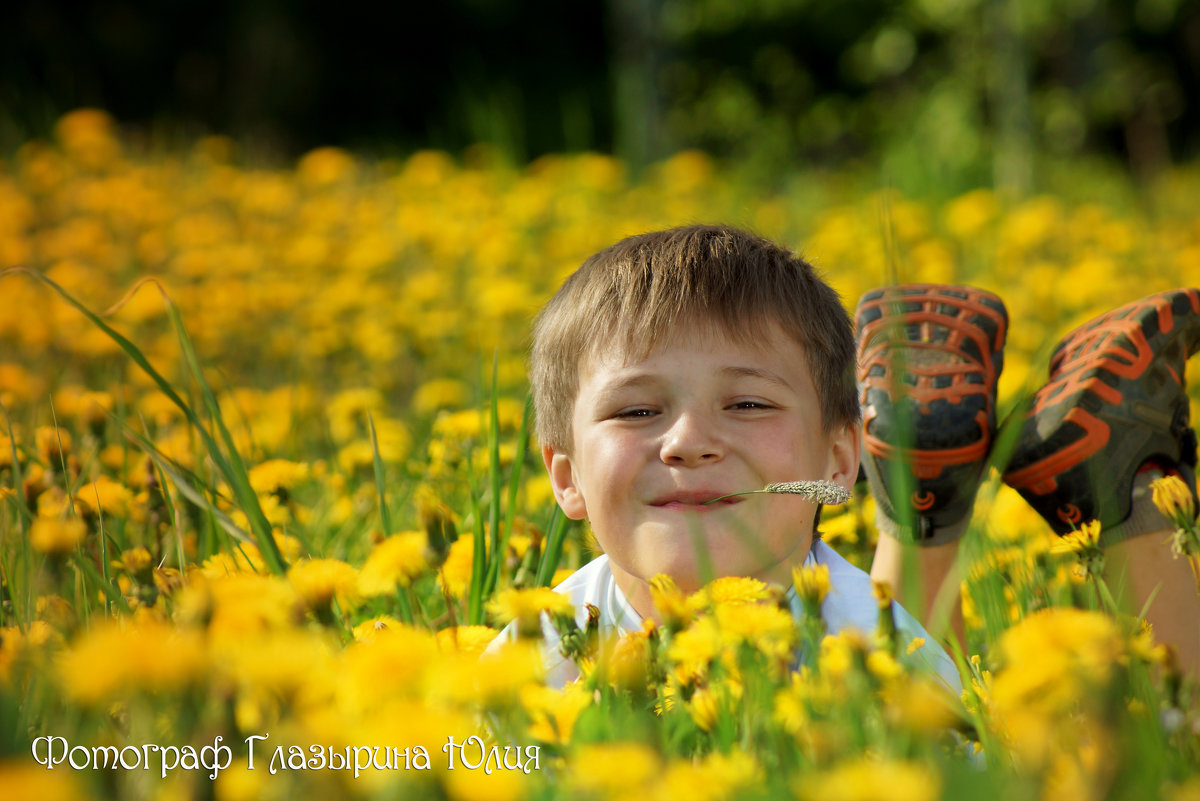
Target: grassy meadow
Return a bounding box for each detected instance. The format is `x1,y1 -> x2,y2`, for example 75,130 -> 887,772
3,109 -> 1200,800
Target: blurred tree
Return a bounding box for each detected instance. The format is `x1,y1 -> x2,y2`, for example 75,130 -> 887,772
1,0 -> 1197,188
643,0 -> 1200,191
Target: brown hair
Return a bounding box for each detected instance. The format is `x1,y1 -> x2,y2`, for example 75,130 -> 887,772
530,224 -> 859,451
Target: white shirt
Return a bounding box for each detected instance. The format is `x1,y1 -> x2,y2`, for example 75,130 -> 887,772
488,539 -> 963,694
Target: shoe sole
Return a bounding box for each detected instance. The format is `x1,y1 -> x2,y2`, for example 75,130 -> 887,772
857,284 -> 1008,535
1003,288 -> 1200,532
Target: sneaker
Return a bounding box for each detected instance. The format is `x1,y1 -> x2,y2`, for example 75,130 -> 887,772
1002,289 -> 1200,537
856,284 -> 1009,543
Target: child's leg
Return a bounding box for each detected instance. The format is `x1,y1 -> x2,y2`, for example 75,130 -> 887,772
855,285 -> 1009,643
1004,289 -> 1200,673
1106,522 -> 1200,674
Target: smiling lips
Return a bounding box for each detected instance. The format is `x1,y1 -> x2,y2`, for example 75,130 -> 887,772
650,490 -> 742,510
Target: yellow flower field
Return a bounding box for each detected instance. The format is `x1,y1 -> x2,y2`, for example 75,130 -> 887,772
2,109 -> 1200,800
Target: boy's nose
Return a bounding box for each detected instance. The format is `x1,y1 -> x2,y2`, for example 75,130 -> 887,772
659,412 -> 723,466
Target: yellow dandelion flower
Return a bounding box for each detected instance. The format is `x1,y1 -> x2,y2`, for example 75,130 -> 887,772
297,146 -> 357,186
358,530 -> 430,595
567,742 -> 661,798
883,676 -> 963,734
72,390 -> 114,431
1152,474 -> 1196,526
649,573 -> 693,628
0,759 -> 84,801
713,602 -> 796,656
687,685 -> 722,732
521,682 -> 591,745
36,486 -> 79,520
669,616 -> 723,677
247,459 -> 310,494
0,363 -> 45,408
288,558 -> 360,615
179,572 -> 303,643
114,546 -> 153,577
29,517 -> 86,556
687,575 -> 774,612
412,378 -> 469,414
989,607 -> 1124,763
819,630 -> 869,680
1,621 -> 59,684
338,625 -> 442,711
795,757 -> 940,801
327,387 -> 385,443
57,619 -> 206,705
656,751 -> 761,801
793,563 -> 831,605
439,535 -> 476,598
487,587 -> 574,637
443,766 -> 528,801
74,475 -> 134,517
55,108 -> 122,167
593,628 -> 653,690
866,649 -> 904,681
436,625 -> 500,657
219,628 -> 339,712
448,640 -> 544,708
351,615 -> 403,642
35,426 -> 71,463
1048,520 -> 1102,555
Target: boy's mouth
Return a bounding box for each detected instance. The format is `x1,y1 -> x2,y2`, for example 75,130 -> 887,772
650,490 -> 742,510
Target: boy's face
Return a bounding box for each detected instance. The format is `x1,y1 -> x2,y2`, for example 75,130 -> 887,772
543,322 -> 859,612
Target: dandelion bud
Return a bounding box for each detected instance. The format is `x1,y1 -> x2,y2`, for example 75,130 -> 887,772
1151,475 -> 1196,526
649,573 -> 692,630
871,580 -> 893,609
793,563 -> 831,605
687,686 -> 720,732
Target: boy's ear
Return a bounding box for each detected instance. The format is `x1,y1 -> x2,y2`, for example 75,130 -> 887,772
542,444 -> 588,520
826,422 -> 861,491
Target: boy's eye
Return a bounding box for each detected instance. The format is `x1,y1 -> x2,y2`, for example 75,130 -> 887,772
729,400 -> 772,410
613,408 -> 656,419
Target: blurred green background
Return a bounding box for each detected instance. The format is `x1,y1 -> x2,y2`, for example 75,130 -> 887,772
3,0 -> 1199,193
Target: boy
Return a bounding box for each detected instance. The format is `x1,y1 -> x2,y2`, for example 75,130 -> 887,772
492,224 -> 960,690
859,285 -> 1200,674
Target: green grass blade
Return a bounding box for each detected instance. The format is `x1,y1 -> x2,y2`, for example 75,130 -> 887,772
0,403 -> 32,630
367,413 -> 393,537
465,447 -> 488,625
488,393 -> 531,594
123,425 -> 256,548
162,300 -> 286,574
2,269 -> 286,574
485,356 -> 503,593
72,553 -> 132,615
535,505 -> 568,588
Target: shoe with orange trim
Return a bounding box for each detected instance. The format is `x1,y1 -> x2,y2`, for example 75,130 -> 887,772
856,284 -> 1008,544
1002,289 -> 1200,541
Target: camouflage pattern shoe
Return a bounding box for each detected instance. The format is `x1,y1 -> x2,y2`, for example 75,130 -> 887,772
857,284 -> 1009,544
1003,289 -> 1200,541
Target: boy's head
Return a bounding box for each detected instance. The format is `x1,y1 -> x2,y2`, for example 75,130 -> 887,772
531,224 -> 861,606
532,224 -> 859,451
